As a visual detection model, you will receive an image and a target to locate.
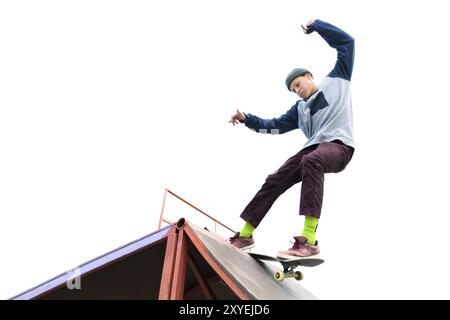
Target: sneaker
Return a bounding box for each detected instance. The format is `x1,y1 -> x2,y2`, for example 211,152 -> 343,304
228,232 -> 255,250
277,236 -> 320,259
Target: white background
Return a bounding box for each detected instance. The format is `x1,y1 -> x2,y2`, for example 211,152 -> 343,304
1,0 -> 450,299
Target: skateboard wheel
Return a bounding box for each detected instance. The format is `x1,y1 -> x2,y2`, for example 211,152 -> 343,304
274,271 -> 285,282
294,271 -> 303,281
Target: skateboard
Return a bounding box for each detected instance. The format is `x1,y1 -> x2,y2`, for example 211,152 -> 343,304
249,252 -> 324,282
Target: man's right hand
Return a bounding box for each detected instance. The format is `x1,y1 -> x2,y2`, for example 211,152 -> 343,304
301,20 -> 316,34
229,109 -> 246,126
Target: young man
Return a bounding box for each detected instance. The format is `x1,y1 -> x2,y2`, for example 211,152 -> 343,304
228,19 -> 355,259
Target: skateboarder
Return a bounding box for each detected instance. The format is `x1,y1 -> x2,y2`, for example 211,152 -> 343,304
228,19 -> 355,259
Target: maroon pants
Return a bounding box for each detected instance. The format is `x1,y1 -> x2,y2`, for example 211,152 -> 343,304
240,140 -> 354,228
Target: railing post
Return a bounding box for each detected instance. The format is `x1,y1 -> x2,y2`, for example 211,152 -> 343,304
158,188 -> 168,230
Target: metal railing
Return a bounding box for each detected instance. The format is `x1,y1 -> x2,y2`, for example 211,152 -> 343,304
158,188 -> 235,234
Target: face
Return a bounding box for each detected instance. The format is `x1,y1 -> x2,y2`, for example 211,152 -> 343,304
289,74 -> 315,99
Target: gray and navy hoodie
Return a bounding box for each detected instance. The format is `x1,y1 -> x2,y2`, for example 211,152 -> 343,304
242,20 -> 355,150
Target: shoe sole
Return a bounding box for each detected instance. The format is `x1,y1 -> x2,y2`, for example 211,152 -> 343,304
276,252 -> 321,261
238,243 -> 255,251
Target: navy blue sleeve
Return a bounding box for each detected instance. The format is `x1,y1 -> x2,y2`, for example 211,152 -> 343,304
307,19 -> 355,81
241,104 -> 299,134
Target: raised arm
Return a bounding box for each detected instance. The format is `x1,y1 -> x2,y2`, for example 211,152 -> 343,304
240,104 -> 299,134
304,19 -> 355,81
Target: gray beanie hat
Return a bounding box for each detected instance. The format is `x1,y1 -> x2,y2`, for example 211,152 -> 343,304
285,68 -> 310,91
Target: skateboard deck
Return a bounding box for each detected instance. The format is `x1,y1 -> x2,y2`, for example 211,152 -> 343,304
249,252 -> 324,282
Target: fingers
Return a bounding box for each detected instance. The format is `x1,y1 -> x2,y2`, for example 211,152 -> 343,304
230,109 -> 244,126
302,20 -> 315,33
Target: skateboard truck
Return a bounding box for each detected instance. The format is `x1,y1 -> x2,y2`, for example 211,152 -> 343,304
274,264 -> 304,282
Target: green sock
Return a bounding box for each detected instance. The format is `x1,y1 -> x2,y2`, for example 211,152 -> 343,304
239,222 -> 255,238
301,216 -> 319,245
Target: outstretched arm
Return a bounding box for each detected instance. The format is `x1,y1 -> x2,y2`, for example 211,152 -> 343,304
229,105 -> 299,134
303,19 -> 355,81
